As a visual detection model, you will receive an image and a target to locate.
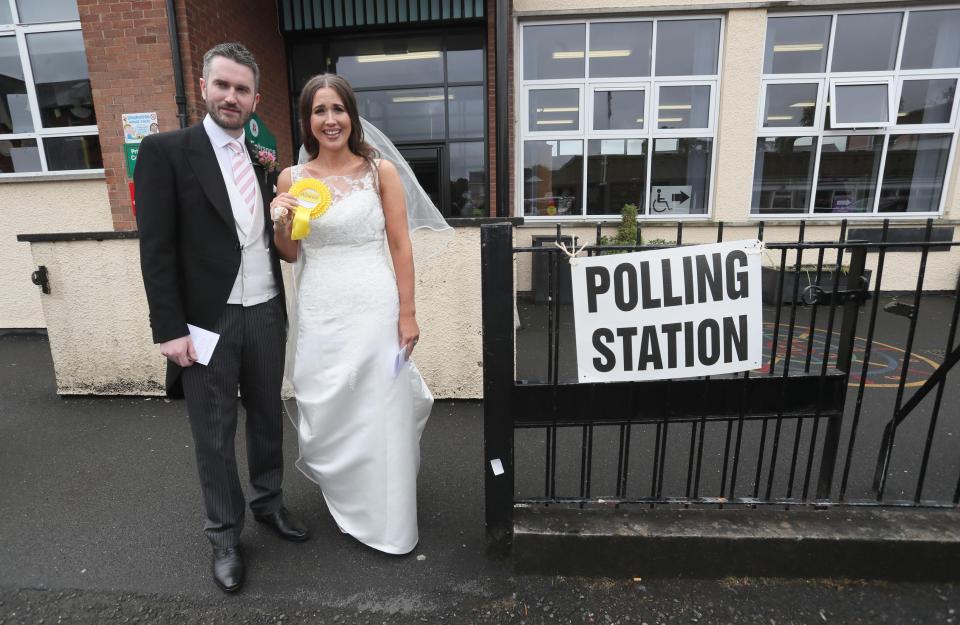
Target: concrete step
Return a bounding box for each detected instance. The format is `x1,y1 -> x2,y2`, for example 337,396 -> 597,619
512,506 -> 960,580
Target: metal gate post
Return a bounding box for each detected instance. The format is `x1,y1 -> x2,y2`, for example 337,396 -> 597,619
816,245 -> 868,499
481,223 -> 516,547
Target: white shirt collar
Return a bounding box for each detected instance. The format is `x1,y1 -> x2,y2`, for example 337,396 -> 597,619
203,114 -> 247,149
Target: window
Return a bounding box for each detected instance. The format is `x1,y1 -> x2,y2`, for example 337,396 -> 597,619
520,17 -> 721,219
0,0 -> 101,175
753,8 -> 960,216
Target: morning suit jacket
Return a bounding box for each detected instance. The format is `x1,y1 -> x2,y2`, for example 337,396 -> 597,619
135,122 -> 285,397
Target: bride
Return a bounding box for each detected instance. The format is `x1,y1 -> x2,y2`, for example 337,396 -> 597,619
270,73 -> 449,554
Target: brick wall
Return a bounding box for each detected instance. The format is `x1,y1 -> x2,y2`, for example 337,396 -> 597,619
486,0 -> 514,217
79,0 -> 293,231
175,0 -> 293,166
78,0 -> 180,231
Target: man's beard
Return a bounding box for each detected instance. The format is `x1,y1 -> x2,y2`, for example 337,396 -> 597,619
208,102 -> 250,130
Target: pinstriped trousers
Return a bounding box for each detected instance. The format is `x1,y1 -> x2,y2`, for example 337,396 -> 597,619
181,294 -> 286,548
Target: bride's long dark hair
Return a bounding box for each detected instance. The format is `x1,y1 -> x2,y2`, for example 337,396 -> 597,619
298,73 -> 378,163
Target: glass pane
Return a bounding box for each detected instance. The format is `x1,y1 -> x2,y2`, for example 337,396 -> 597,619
290,42 -> 326,92
523,140 -> 583,216
898,79 -> 955,125
15,0 -> 78,23
656,85 -> 710,129
879,133 -> 951,212
331,36 -> 444,89
588,21 -> 651,78
0,3 -> 11,24
44,134 -> 102,170
523,24 -> 585,80
655,20 -> 720,76
529,89 -> 579,132
0,137 -> 40,172
26,31 -> 96,128
813,135 -> 884,213
587,139 -> 646,216
593,90 -> 644,130
901,9 -> 960,70
751,136 -> 817,214
0,37 -> 32,133
649,137 -> 712,215
448,86 -> 483,139
831,13 -> 902,72
356,88 -> 446,141
449,141 -> 487,217
763,16 -> 831,74
834,84 -> 888,125
763,83 -> 817,127
447,32 -> 484,82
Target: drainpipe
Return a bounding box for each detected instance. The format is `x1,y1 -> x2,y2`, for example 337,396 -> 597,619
494,0 -> 510,218
165,0 -> 189,128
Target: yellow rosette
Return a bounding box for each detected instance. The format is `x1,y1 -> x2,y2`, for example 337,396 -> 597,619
288,178 -> 333,241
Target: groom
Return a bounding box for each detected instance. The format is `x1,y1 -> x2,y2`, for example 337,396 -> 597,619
136,42 -> 308,593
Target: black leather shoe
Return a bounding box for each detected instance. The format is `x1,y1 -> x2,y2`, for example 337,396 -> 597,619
255,507 -> 309,542
212,546 -> 244,593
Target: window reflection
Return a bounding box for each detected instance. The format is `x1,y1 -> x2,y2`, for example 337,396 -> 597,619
898,79 -> 955,125
752,137 -> 817,214
587,139 -> 646,216
331,37 -> 444,89
449,142 -> 486,217
657,85 -> 710,129
833,84 -> 889,126
589,21 -> 651,78
880,134 -> 951,212
448,32 -> 484,82
831,13 -> 901,72
593,90 -> 644,130
0,37 -> 32,133
763,83 -> 817,127
649,138 -> 711,215
26,31 -> 96,128
356,88 -> 446,141
0,137 -> 40,172
764,16 -> 831,74
529,89 -> 579,132
44,134 -> 102,171
655,20 -> 720,76
901,9 -> 960,70
16,0 -> 79,24
814,135 -> 883,213
523,140 -> 583,216
448,86 -> 484,139
523,24 -> 586,80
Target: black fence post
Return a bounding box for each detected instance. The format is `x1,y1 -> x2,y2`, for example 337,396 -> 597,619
481,223 -> 516,549
816,245 -> 868,499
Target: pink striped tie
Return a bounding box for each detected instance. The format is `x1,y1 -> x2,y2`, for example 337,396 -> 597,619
227,140 -> 256,214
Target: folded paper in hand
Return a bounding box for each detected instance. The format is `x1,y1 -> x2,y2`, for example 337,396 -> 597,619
393,344 -> 409,377
187,324 -> 220,366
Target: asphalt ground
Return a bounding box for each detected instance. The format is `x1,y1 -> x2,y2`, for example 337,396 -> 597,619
3,333 -> 960,624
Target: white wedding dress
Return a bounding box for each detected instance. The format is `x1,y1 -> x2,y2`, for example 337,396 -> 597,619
290,161 -> 433,555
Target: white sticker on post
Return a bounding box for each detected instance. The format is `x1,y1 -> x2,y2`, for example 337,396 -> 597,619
490,458 -> 504,476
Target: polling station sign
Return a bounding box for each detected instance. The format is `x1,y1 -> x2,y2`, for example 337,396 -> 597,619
570,240 -> 763,383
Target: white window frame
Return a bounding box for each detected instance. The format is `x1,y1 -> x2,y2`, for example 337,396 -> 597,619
0,0 -> 101,178
517,15 -> 723,222
829,77 -> 896,129
752,4 -> 960,219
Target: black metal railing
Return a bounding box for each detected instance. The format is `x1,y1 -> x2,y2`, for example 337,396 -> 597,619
482,219 -> 960,538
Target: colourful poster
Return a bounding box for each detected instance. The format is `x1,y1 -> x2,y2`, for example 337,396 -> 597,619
121,112 -> 159,144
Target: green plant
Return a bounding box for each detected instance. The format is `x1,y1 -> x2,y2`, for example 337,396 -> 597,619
599,203 -> 639,253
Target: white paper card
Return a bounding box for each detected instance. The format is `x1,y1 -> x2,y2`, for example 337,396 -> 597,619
187,324 -> 220,366
490,458 -> 505,476
394,344 -> 409,376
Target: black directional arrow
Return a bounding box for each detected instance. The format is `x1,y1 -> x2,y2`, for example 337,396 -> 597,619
672,191 -> 690,204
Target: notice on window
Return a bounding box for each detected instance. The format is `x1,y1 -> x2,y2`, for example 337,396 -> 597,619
570,240 -> 763,383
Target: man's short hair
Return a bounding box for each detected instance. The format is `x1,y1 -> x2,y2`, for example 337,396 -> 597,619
202,42 -> 260,91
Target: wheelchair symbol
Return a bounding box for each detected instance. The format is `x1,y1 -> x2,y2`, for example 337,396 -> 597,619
652,188 -> 671,212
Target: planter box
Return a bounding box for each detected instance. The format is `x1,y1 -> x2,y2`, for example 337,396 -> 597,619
761,266 -> 872,305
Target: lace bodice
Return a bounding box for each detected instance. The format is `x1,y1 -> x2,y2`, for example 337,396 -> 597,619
292,160 -> 384,252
